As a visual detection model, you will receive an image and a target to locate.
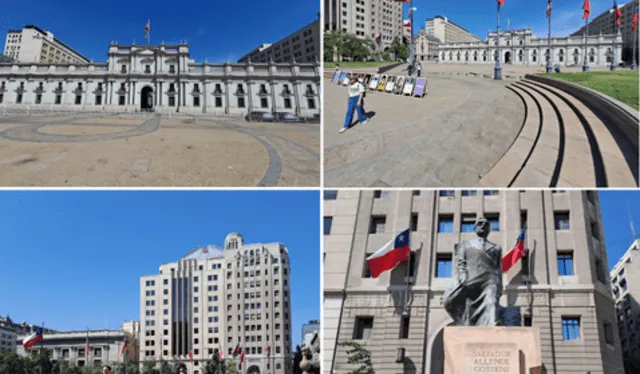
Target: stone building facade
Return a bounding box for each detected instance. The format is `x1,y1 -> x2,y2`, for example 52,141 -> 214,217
3,25 -> 90,64
17,330 -> 127,368
0,42 -> 320,117
0,326 -> 16,353
610,239 -> 640,373
425,16 -> 482,44
414,31 -> 441,62
323,190 -> 624,374
238,18 -> 320,64
140,233 -> 293,374
437,28 -> 623,67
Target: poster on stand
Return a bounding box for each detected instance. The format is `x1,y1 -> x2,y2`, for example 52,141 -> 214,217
413,77 -> 427,97
363,74 -> 372,86
394,76 -> 405,94
338,72 -> 347,84
342,72 -> 351,85
369,75 -> 380,90
377,76 -> 387,91
385,76 -> 396,92
331,71 -> 340,83
403,77 -> 415,95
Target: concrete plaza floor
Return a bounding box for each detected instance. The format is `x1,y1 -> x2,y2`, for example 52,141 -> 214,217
323,73 -> 525,187
0,113 -> 319,187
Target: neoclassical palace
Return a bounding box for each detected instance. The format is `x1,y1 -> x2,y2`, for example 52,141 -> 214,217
0,42 -> 320,117
437,28 -> 623,67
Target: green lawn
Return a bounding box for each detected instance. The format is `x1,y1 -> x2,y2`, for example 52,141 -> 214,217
538,70 -> 639,110
324,61 -> 397,69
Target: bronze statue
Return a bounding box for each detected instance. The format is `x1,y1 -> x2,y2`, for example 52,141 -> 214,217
443,217 -> 503,326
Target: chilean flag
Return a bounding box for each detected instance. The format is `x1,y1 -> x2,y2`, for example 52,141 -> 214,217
232,343 -> 241,357
403,20 -> 411,27
189,349 -> 193,363
633,5 -> 638,32
120,336 -> 128,357
583,0 -> 591,19
546,0 -> 552,18
498,0 -> 504,7
502,229 -> 526,272
614,0 -> 622,27
366,229 -> 410,278
23,328 -> 43,350
240,349 -> 245,364
265,346 -> 270,357
218,346 -> 223,360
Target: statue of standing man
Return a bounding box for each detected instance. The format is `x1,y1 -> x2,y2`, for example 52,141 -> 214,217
443,217 -> 503,326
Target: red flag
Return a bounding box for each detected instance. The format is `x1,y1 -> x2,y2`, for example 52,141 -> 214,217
614,1 -> 622,27
240,349 -> 245,364
498,0 -> 504,6
218,347 -> 223,360
120,337 -> 129,357
189,350 -> 193,363
265,346 -> 270,357
502,229 -> 526,272
633,7 -> 638,32
546,0 -> 552,18
144,20 -> 150,39
232,343 -> 241,357
582,0 -> 590,19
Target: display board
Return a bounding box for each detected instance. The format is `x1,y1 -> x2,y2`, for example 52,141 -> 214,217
394,76 -> 405,94
369,75 -> 380,90
385,76 -> 396,92
331,71 -> 340,83
342,72 -> 351,85
403,77 -> 415,95
363,74 -> 372,86
377,76 -> 387,91
413,77 -> 427,97
338,72 -> 347,84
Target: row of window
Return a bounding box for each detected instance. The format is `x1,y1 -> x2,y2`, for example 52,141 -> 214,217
352,315 -> 613,343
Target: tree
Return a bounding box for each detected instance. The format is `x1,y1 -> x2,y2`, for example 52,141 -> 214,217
225,360 -> 239,374
338,341 -> 373,374
324,30 -> 349,62
141,360 -> 159,374
324,31 -> 376,61
0,350 -> 27,374
292,345 -> 303,374
203,350 -> 225,374
160,361 -> 172,374
388,37 -> 409,61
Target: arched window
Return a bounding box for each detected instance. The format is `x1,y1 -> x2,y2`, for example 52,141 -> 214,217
456,51 -> 461,61
465,51 -> 469,61
483,50 -> 487,62
474,51 -> 478,61
449,51 -> 453,60
606,48 -> 612,63
589,48 -> 595,63
558,49 -> 564,62
518,49 -> 523,62
573,49 -> 580,64
506,40 -> 510,46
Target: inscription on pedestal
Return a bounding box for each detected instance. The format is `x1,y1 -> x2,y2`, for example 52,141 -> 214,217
464,343 -> 518,373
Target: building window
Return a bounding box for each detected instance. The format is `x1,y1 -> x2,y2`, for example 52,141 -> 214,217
555,212 -> 570,230
119,96 -> 126,106
324,190 -> 338,200
400,316 -> 410,339
36,94 -> 42,104
0,94 -> 3,104
324,217 -> 333,235
604,321 -> 614,345
412,190 -> 420,196
238,97 -> 245,108
16,94 -> 22,104
75,95 -> 81,105
261,98 -> 268,108
483,190 -> 499,196
461,214 -> 476,232
169,65 -> 175,73
436,254 -> 452,277
145,65 -> 151,73
411,213 -> 419,231
523,315 -> 532,327
369,216 -> 386,234
439,190 -> 455,197
168,96 -> 175,107
194,97 -> 200,107
557,251 -> 574,276
461,190 -> 476,196
284,98 -> 292,108
520,211 -> 528,230
215,97 -> 222,107
307,98 -> 316,109
562,317 -> 581,340
121,65 -> 127,73
486,213 -> 500,231
354,317 -> 374,340
95,95 -> 102,105
438,215 -> 454,233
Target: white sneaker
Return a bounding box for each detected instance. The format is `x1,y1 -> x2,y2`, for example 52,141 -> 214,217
339,128 -> 347,133
361,119 -> 369,125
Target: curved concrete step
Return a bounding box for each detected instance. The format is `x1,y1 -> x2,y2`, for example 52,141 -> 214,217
523,79 -> 637,187
477,84 -> 541,187
517,80 -> 597,187
508,82 -> 562,187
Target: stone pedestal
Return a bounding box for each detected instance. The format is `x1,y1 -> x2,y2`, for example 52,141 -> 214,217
444,326 -> 542,374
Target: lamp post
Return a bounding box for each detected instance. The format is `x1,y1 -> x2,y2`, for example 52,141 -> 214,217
495,1 -> 502,80
583,14 -> 590,71
409,2 -> 415,70
546,6 -> 553,73
632,1 -> 638,70
611,7 -> 618,71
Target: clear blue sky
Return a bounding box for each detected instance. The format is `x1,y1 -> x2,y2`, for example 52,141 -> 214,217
405,0 -> 631,40
0,190 -> 320,348
0,0 -> 318,62
600,190 -> 640,270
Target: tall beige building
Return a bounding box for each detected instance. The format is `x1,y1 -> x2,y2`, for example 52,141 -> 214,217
140,233 -> 293,374
571,1 -> 638,62
425,16 -> 482,43
238,18 -> 320,63
3,25 -> 90,64
324,190 -> 624,374
611,239 -> 640,373
324,0 -> 403,50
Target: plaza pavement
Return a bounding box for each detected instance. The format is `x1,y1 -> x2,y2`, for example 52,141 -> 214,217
324,73 -> 524,187
0,113 -> 319,187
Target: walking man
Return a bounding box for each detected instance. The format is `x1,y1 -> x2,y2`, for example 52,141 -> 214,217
417,61 -> 422,77
340,76 -> 369,134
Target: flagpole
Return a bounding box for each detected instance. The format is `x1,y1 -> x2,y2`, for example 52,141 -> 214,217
632,1 -> 638,70
148,19 -> 151,46
409,0 -> 415,72
583,12 -> 590,72
39,322 -> 44,374
546,2 -> 553,73
495,1 -> 502,80
611,4 -> 618,71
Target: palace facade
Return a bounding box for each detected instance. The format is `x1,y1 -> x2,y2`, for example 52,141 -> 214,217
437,28 -> 623,68
0,42 -> 320,117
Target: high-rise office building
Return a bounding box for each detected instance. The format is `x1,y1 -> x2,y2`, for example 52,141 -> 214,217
425,16 -> 482,44
301,320 -> 320,345
3,25 -> 89,64
324,0 -> 403,50
323,190 -> 624,374
611,239 -> 640,373
140,233 -> 293,374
